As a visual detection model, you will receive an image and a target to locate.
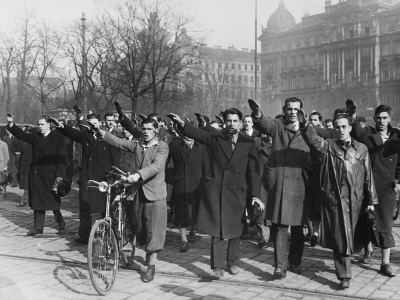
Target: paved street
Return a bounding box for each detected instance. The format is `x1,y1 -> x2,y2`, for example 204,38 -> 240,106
1,185 -> 400,300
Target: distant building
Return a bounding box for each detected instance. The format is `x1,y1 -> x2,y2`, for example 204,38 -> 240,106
259,0 -> 400,125
193,45 -> 261,115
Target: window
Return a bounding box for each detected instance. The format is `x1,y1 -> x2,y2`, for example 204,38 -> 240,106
231,75 -> 236,83
218,62 -> 222,68
238,64 -> 241,70
362,71 -> 369,82
291,78 -> 295,89
251,65 -> 254,71
310,96 -> 315,107
381,69 -> 389,80
245,64 -> 247,70
301,57 -> 305,67
250,76 -> 254,83
365,27 -> 370,36
244,75 -> 248,83
347,71 -> 353,83
238,75 -> 242,84
349,30 -> 354,38
332,74 -> 337,86
257,65 -> 260,71
301,76 -> 305,88
232,63 -> 236,69
382,93 -> 387,103
381,43 -> 389,55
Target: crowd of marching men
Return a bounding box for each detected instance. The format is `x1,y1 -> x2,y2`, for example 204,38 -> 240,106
1,97 -> 399,287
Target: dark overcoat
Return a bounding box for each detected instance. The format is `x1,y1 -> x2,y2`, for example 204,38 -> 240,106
181,124 -> 260,239
7,125 -> 66,210
303,125 -> 378,255
59,125 -> 120,213
351,122 -> 400,234
253,114 -> 311,226
168,139 -> 208,225
16,141 -> 32,190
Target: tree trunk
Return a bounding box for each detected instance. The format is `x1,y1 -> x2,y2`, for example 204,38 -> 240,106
131,95 -> 138,115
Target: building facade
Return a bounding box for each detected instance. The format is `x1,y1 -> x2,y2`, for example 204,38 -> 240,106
193,46 -> 261,116
259,0 -> 400,125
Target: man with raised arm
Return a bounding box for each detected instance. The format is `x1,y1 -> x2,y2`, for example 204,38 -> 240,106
301,112 -> 377,289
347,100 -> 400,277
168,108 -> 261,279
7,113 -> 66,235
89,117 -> 169,283
248,98 -> 311,279
50,114 -> 120,245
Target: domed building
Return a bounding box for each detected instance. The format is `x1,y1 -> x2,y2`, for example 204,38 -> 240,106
266,1 -> 296,32
259,0 -> 400,126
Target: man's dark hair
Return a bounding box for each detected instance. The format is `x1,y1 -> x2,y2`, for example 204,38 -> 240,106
324,118 -> 332,124
374,105 -> 392,116
223,108 -> 243,121
104,112 -> 114,119
333,108 -> 348,118
87,113 -> 101,121
333,113 -> 352,125
147,112 -> 161,122
283,97 -> 303,111
309,111 -> 322,121
38,115 -> 51,123
357,116 -> 366,123
141,117 -> 159,129
275,114 -> 283,119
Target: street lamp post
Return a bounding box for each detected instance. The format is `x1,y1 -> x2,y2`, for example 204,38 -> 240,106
81,13 -> 88,116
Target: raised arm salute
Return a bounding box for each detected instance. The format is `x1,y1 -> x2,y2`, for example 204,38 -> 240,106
248,98 -> 311,279
168,109 -> 261,279
7,113 -> 66,236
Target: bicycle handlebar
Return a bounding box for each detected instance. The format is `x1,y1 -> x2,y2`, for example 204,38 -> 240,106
111,166 -> 128,176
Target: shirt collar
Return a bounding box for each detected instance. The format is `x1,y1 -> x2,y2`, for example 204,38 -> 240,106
140,137 -> 159,149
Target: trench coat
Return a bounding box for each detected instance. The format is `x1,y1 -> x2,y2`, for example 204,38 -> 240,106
351,122 -> 400,234
181,123 -> 260,239
168,139 -> 208,226
59,125 -> 120,213
0,140 -> 9,170
302,125 -> 378,255
253,114 -> 311,226
7,125 -> 66,210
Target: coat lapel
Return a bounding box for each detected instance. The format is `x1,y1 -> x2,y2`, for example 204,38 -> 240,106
217,133 -> 233,161
225,133 -> 247,168
37,131 -> 56,150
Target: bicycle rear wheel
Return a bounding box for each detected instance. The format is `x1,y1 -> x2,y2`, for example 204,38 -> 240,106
88,219 -> 118,295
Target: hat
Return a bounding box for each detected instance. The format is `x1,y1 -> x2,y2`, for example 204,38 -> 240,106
56,180 -> 71,197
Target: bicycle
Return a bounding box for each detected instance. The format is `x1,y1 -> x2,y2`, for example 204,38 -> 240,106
87,166 -> 135,295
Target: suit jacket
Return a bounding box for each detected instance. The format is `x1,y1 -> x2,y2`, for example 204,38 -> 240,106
8,125 -> 66,210
253,114 -> 311,226
181,123 -> 260,239
59,125 -> 120,213
103,132 -> 169,201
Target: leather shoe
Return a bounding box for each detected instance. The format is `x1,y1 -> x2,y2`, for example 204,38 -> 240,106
27,229 -> 43,236
310,235 -> 319,247
257,238 -> 268,248
228,265 -> 239,275
142,265 -> 155,282
58,217 -> 65,230
209,268 -> 224,279
75,236 -> 88,245
273,268 -> 286,279
180,241 -> 189,252
358,251 -> 373,264
379,264 -> 396,277
339,278 -> 350,289
188,231 -> 196,243
288,264 -> 303,274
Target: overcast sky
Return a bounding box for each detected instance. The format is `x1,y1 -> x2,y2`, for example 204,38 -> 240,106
0,0 -> 325,49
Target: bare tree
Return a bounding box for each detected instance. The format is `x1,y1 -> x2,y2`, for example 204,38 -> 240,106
25,22 -> 64,115
0,37 -> 17,119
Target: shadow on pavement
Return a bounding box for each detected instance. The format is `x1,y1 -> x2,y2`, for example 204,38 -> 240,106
160,284 -> 230,299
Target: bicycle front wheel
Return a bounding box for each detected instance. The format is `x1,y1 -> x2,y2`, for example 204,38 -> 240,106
88,219 -> 118,295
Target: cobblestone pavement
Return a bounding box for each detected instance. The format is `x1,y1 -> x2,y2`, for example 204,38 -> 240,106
1,185 -> 400,300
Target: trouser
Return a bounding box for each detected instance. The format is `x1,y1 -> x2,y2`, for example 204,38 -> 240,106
333,251 -> 352,280
256,222 -> 269,241
210,236 -> 240,269
271,223 -> 304,270
34,209 -> 63,230
22,189 -> 29,203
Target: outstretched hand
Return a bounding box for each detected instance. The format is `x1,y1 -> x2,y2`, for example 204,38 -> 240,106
87,121 -> 101,134
114,102 -> 124,117
215,114 -> 224,125
49,117 -> 63,128
298,109 -> 308,129
194,113 -> 206,126
346,99 -> 357,115
167,113 -> 185,128
73,105 -> 83,118
248,99 -> 261,117
6,112 -> 14,124
139,113 -> 147,121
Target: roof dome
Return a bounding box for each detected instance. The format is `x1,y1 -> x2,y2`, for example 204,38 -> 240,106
267,1 -> 295,31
